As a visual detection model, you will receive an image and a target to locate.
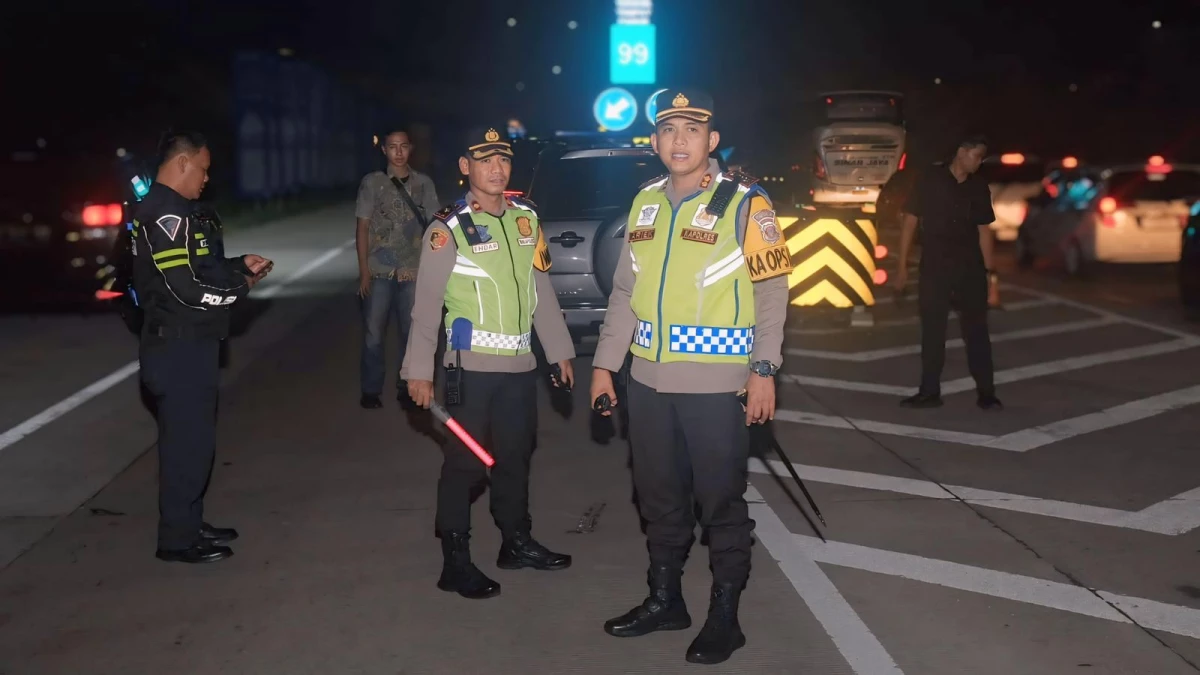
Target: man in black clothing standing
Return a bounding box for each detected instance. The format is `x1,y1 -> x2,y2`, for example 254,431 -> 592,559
894,135 -> 1002,410
133,131 -> 273,563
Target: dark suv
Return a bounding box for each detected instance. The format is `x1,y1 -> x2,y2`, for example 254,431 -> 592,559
527,146 -> 665,343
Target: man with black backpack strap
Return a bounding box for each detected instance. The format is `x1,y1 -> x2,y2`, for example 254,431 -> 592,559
355,125 -> 440,410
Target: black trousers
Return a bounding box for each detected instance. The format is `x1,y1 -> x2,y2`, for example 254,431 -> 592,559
139,335 -> 221,550
436,369 -> 538,537
626,379 -> 754,585
918,263 -> 995,395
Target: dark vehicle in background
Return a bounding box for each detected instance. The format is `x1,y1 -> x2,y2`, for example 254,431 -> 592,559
0,151 -> 137,311
527,145 -> 663,343
1016,157 -> 1200,276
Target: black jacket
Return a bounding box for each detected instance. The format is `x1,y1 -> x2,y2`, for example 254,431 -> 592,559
131,183 -> 251,338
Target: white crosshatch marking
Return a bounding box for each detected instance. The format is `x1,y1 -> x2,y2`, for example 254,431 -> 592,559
748,458 -> 1200,535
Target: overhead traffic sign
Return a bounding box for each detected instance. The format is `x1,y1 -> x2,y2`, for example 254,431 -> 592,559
593,87 -> 638,132
610,23 -> 656,84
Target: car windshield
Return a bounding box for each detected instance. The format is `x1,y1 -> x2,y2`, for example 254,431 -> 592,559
530,154 -> 665,220
1106,169 -> 1200,202
977,162 -> 1046,184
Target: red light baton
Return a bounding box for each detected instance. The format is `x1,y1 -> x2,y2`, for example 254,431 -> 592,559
429,401 -> 495,467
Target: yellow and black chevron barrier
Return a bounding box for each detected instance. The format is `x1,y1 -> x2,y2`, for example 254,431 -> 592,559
780,211 -> 887,308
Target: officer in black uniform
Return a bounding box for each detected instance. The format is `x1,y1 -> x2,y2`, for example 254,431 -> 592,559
895,134 -> 1002,410
132,131 -> 273,563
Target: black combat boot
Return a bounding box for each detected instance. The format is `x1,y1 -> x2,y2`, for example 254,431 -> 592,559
604,564 -> 692,637
496,531 -> 572,570
437,531 -> 501,599
685,581 -> 746,664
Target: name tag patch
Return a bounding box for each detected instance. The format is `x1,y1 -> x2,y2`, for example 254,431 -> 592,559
629,228 -> 656,243
681,228 -> 718,245
472,241 -> 500,254
636,204 -> 660,227
744,244 -> 793,280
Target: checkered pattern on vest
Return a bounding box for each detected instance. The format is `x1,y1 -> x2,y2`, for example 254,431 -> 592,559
667,325 -> 754,355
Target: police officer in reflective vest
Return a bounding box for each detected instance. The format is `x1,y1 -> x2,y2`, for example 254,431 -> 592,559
401,127 -> 576,600
591,90 -> 792,665
132,131 -> 273,563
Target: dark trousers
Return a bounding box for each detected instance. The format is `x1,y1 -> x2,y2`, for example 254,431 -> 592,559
918,263 -> 995,395
436,369 -> 538,537
626,379 -> 754,585
139,336 -> 221,550
360,277 -> 416,395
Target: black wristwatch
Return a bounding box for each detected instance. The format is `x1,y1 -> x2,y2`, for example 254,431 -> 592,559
749,360 -> 779,377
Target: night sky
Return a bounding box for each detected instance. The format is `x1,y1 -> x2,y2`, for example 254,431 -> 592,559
4,0 -> 1197,167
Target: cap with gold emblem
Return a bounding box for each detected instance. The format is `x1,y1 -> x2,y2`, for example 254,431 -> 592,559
654,88 -> 714,125
464,126 -> 514,160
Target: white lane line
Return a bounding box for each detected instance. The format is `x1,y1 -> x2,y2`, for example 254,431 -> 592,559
256,239 -> 354,299
789,533 -> 1200,640
0,240 -> 354,456
788,317 -> 1117,362
1119,486 -> 1200,536
748,458 -> 1199,535
774,409 -> 995,446
780,336 -> 1200,396
773,382 -> 1200,454
983,383 -> 1200,451
1005,283 -> 1200,341
787,299 -> 1052,335
746,485 -> 904,674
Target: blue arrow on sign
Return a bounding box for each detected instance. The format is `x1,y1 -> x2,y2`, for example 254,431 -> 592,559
644,88 -> 668,125
593,87 -> 638,132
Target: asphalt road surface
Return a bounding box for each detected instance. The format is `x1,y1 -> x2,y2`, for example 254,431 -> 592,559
1,205 -> 1198,674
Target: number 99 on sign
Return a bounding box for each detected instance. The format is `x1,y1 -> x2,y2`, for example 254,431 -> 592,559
617,41 -> 650,65
610,23 -> 656,85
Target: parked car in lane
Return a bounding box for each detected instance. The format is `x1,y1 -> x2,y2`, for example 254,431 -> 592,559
527,145 -> 664,342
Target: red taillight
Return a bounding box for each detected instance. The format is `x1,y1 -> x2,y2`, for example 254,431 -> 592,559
503,190 -> 523,198
82,203 -> 123,227
813,152 -> 827,180
1099,197 -> 1118,214
898,153 -> 907,171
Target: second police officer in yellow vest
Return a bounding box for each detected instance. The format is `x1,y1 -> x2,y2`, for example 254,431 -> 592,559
591,89 -> 792,665
401,127 -> 576,600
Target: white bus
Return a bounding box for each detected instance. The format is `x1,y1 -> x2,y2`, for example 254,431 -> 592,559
809,91 -> 907,207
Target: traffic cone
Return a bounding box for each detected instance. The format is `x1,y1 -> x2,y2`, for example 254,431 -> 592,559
988,274 -> 1002,309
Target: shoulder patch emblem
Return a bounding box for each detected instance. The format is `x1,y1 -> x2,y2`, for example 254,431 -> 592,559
516,216 -> 532,237
156,214 -> 183,240
752,209 -> 781,244
429,227 -> 450,251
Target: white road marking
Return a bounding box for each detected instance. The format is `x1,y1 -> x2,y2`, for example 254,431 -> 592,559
787,299 -> 1052,335
749,458 -> 1200,535
788,533 -> 1200,640
983,383 -> 1200,451
746,485 -> 904,674
780,336 -> 1200,396
774,382 -> 1200,456
0,240 -> 354,456
1005,283 -> 1199,341
788,317 -> 1117,362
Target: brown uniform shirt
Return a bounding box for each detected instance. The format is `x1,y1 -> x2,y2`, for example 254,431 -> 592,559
593,159 -> 790,394
399,191 -> 576,381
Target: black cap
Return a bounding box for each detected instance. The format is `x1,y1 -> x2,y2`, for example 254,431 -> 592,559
464,127 -> 513,160
655,88 -> 714,125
